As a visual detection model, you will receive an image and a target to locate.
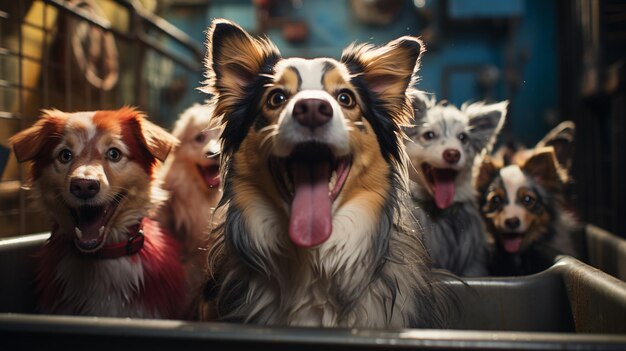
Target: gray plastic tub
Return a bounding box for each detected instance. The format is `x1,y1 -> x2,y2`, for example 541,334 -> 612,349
1,233 -> 626,350
581,224 -> 626,282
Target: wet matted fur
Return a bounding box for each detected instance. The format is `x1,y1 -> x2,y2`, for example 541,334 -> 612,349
199,19 -> 451,328
405,91 -> 507,276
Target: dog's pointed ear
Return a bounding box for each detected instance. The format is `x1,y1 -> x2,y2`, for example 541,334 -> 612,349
341,36 -> 424,162
202,19 -> 280,154
522,147 -> 567,190
9,110 -> 67,163
202,19 -> 280,105
475,156 -> 501,194
465,100 -> 508,153
341,36 -> 424,114
536,120 -> 575,171
408,89 -> 434,123
140,119 -> 179,162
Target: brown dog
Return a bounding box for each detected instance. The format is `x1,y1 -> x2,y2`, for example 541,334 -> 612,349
10,107 -> 186,317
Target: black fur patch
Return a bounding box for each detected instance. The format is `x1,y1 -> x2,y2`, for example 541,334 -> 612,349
339,57 -> 403,164
219,55 -> 280,154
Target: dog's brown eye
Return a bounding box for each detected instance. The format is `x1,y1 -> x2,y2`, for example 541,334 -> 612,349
58,149 -> 73,164
267,90 -> 287,109
337,90 -> 356,108
458,132 -> 469,144
195,133 -> 206,143
106,148 -> 123,162
490,194 -> 502,205
422,131 -> 436,140
521,194 -> 536,207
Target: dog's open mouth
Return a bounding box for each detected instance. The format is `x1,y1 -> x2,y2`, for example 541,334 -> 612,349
270,143 -> 351,248
71,194 -> 125,253
422,163 -> 459,209
501,232 -> 524,254
197,163 -> 221,188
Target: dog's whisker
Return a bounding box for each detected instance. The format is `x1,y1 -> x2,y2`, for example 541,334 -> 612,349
406,156 -> 421,177
258,124 -> 278,134
260,130 -> 279,148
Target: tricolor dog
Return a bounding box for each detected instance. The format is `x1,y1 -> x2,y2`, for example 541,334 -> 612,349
477,122 -> 578,275
199,19 -> 449,328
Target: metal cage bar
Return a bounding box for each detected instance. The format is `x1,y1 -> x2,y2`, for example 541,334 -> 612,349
0,0 -> 203,237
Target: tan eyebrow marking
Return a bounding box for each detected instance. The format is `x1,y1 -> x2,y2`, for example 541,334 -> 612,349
322,65 -> 351,93
276,67 -> 300,93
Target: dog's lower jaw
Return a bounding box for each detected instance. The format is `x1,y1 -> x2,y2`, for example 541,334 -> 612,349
410,165 -> 475,208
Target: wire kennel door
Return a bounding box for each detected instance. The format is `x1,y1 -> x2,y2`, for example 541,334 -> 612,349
0,0 -> 203,237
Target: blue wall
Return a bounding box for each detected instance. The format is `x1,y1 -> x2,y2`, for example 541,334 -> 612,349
165,0 -> 558,145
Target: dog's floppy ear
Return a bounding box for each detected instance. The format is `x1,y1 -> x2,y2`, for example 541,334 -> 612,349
9,110 -> 67,163
140,119 -> 179,162
118,108 -> 178,162
522,147 -> 567,191
536,120 -> 575,171
464,100 -> 508,153
202,19 -> 281,154
475,156 -> 501,195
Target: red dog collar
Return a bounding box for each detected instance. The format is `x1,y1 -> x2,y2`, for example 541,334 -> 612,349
79,221 -> 145,259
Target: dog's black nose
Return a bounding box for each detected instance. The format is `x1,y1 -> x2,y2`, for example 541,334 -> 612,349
292,98 -> 333,129
205,150 -> 218,158
505,217 -> 521,230
443,149 -> 461,164
70,179 -> 100,199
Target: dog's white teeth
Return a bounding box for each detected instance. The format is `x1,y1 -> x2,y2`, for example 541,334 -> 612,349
329,170 -> 337,192
99,226 -> 104,236
75,227 -> 82,239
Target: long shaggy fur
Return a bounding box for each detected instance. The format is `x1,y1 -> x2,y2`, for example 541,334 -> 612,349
155,103 -> 222,298
200,19 -> 451,328
405,92 -> 508,276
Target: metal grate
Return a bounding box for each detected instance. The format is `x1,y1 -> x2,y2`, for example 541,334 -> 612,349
0,0 -> 203,237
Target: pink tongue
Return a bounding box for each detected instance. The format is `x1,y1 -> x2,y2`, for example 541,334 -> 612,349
289,161 -> 332,248
503,237 -> 523,253
198,165 -> 221,188
432,172 -> 456,209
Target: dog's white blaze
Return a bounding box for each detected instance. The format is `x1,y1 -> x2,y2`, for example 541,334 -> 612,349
274,89 -> 350,157
278,58 -> 327,90
499,165 -> 529,232
65,112 -> 98,143
500,165 -> 525,200
72,164 -> 104,180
